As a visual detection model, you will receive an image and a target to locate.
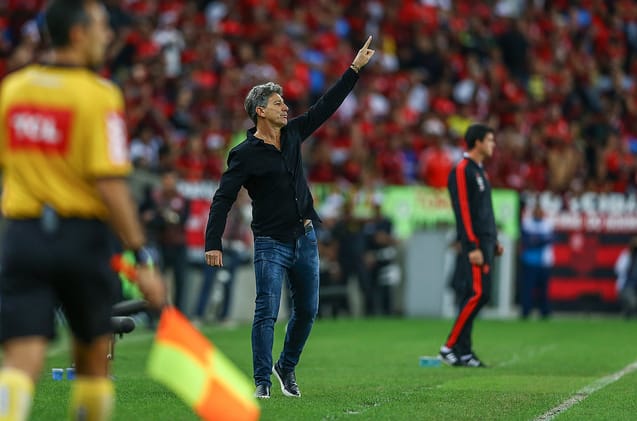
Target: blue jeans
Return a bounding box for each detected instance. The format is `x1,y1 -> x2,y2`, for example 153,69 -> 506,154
252,225 -> 319,387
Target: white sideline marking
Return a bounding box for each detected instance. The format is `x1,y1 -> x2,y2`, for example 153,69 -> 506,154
533,360 -> 637,421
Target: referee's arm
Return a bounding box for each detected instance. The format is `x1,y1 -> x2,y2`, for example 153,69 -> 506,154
96,178 -> 166,308
96,178 -> 146,250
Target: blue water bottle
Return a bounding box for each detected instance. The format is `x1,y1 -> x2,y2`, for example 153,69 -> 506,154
419,356 -> 442,367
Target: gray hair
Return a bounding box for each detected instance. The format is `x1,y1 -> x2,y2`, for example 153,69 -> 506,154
244,82 -> 283,124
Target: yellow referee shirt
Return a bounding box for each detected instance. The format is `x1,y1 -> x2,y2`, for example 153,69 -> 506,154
0,64 -> 131,219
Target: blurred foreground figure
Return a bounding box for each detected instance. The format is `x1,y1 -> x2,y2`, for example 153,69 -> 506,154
0,1 -> 165,420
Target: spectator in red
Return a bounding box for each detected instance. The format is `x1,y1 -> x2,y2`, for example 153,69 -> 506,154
5,0 -> 637,195
523,147 -> 549,192
601,132 -> 635,192
544,103 -> 572,144
419,119 -> 454,188
308,141 -> 337,183
376,135 -> 406,185
175,133 -> 207,181
202,117 -> 228,181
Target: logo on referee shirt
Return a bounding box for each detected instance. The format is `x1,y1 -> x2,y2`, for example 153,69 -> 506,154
8,105 -> 71,153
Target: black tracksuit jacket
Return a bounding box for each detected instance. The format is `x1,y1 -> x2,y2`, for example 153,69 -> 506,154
447,155 -> 497,252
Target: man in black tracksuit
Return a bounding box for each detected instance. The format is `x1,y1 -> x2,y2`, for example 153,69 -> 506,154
439,124 -> 504,367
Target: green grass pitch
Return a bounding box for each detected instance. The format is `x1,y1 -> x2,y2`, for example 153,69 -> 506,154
28,316 -> 637,420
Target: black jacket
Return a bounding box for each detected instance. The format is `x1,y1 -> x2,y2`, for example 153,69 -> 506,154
205,68 -> 359,251
447,156 -> 497,251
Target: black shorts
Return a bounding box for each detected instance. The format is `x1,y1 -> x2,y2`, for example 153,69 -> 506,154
0,218 -> 119,343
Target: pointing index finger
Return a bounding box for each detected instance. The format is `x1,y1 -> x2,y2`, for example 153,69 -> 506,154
362,35 -> 372,50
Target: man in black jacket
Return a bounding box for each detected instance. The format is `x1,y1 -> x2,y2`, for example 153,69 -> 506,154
205,37 -> 374,398
439,124 -> 504,368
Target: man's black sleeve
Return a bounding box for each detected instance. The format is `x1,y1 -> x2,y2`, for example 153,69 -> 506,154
292,68 -> 359,141
205,150 -> 248,251
451,161 -> 480,251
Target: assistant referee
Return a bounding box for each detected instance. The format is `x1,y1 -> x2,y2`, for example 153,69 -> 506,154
0,1 -> 165,420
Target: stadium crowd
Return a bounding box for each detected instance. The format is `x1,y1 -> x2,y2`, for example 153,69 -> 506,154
3,0 -> 637,318
3,0 -> 637,195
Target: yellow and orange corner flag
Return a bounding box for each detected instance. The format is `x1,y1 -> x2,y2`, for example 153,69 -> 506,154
146,307 -> 260,421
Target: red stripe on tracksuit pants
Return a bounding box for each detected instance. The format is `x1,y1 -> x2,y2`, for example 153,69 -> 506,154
445,246 -> 494,355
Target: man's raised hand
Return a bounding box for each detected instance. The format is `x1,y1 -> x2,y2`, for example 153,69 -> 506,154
352,35 -> 375,71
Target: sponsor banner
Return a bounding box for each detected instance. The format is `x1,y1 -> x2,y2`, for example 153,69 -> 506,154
551,213 -> 637,232
179,181 -> 519,260
312,183 -> 519,240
